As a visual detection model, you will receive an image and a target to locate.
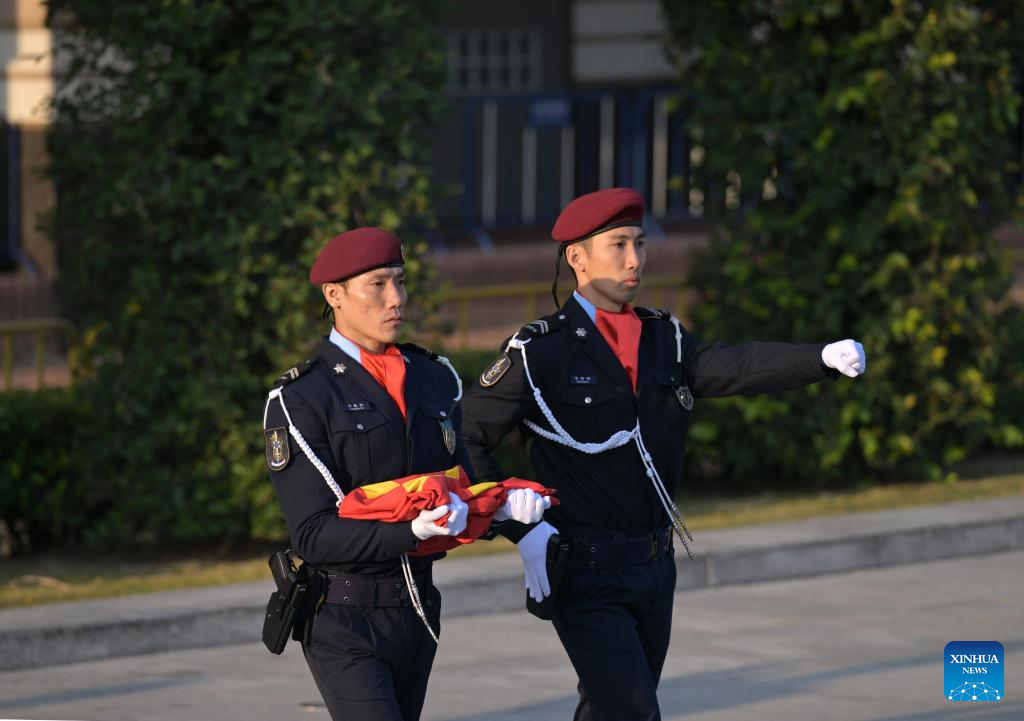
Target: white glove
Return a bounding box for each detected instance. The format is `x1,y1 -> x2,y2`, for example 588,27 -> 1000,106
822,339 -> 867,378
445,494 -> 469,536
518,521 -> 557,602
493,488 -> 551,524
411,506 -> 456,541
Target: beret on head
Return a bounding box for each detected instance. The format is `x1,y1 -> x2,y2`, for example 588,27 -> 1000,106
551,187 -> 645,243
309,227 -> 404,284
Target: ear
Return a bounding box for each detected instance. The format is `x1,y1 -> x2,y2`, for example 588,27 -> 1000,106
564,242 -> 587,275
323,282 -> 345,310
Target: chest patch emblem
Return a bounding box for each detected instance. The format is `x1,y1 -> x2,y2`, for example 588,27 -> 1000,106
264,427 -> 291,471
675,386 -> 694,411
480,352 -> 512,387
569,375 -> 597,385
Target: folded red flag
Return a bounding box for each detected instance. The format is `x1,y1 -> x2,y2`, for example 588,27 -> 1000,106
338,466 -> 558,556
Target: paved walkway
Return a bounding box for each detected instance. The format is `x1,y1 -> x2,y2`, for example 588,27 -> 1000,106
0,552 -> 1019,720
2,496 -> 1022,673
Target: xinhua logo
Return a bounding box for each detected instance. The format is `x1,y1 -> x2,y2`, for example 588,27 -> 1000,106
945,641 -> 1004,701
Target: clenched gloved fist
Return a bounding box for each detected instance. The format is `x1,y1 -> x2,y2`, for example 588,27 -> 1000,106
517,521 -> 557,602
493,488 -> 551,524
821,339 -> 867,378
411,505 -> 457,541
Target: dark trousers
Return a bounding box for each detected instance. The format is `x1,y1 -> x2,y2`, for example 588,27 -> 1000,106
302,584 -> 441,721
552,549 -> 677,721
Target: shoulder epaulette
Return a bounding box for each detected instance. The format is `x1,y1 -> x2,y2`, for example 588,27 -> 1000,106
635,306 -> 671,321
274,358 -> 317,387
399,342 -> 462,401
513,312 -> 567,341
397,342 -> 439,361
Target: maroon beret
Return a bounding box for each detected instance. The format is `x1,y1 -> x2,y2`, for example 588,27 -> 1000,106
551,187 -> 645,243
309,227 -> 404,284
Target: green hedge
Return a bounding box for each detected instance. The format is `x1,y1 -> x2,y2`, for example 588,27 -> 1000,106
0,389 -> 92,552
663,0 -> 1024,487
992,305 -> 1024,449
43,0 -> 446,549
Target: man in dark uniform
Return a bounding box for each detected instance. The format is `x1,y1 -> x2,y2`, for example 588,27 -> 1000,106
460,188 -> 867,721
263,227 -> 546,721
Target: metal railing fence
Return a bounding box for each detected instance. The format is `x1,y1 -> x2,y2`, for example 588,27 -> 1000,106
0,318 -> 75,391
438,276 -> 690,348
458,88 -> 705,237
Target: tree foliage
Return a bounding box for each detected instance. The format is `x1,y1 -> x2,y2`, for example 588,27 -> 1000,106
662,0 -> 1024,486
44,0 -> 446,545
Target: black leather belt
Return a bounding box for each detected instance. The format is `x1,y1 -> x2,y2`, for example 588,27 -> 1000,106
571,527 -> 673,569
323,570 -> 432,608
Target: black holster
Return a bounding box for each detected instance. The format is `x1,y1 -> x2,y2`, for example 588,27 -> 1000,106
526,533 -> 575,621
261,550 -> 309,654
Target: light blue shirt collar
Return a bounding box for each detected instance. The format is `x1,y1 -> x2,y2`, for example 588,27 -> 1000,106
572,291 -> 597,323
328,327 -> 362,364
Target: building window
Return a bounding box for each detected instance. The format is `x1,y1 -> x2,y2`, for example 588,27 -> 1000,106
447,29 -> 541,95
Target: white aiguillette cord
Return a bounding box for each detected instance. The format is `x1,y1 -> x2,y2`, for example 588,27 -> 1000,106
263,387 -> 439,643
507,315 -> 695,559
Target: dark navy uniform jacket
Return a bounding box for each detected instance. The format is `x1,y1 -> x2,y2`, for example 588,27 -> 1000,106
461,297 -> 837,535
264,337 -> 469,577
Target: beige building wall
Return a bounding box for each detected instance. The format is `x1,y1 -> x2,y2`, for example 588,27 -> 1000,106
572,0 -> 675,85
0,0 -> 55,279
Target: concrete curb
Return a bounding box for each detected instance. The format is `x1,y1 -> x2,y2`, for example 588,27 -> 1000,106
2,496 -> 1022,672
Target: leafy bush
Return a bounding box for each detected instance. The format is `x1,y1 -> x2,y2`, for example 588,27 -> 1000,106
0,389 -> 91,553
991,304 -> 1024,449
45,1 -> 446,545
663,0 -> 1024,486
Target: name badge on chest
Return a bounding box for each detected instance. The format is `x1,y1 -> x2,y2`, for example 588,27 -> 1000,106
439,416 -> 457,455
345,401 -> 372,412
569,375 -> 597,385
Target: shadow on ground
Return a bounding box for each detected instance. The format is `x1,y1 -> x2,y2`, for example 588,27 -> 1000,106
446,639 -> 1023,721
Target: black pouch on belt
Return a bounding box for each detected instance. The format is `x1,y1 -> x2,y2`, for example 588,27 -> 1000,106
526,533 -> 574,621
262,550 -> 308,654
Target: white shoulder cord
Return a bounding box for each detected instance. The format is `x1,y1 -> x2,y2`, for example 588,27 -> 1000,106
508,327 -> 695,559
401,554 -> 439,643
434,354 -> 463,401
263,385 -> 438,643
670,315 -> 683,363
512,335 -> 636,453
405,353 -> 456,643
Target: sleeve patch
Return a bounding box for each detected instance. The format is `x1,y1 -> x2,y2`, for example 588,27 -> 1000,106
265,427 -> 291,471
480,352 -> 512,387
